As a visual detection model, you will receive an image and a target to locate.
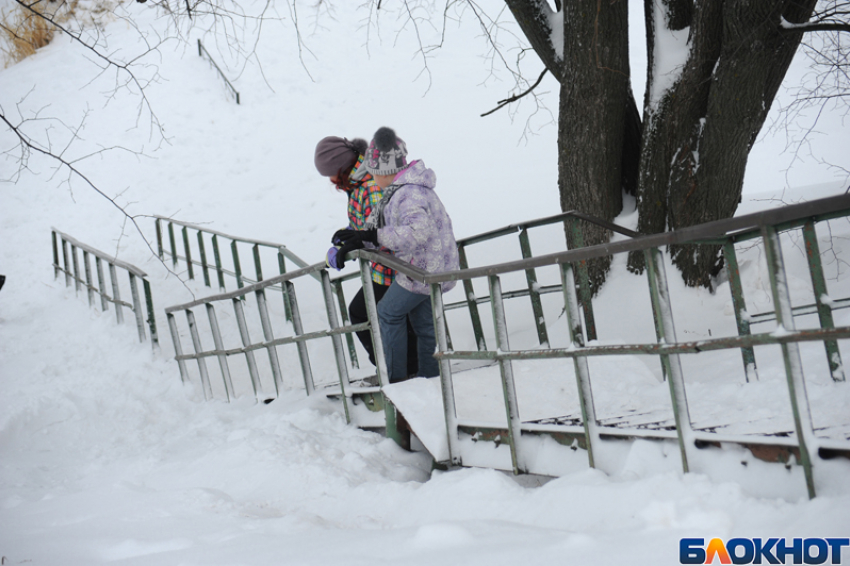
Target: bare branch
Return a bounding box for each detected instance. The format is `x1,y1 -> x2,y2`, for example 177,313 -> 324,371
481,68 -> 548,116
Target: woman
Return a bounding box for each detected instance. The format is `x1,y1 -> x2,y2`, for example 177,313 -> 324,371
314,136 -> 417,376
331,127 -> 459,383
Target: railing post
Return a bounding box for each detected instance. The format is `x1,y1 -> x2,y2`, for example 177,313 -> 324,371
256,289 -> 284,397
186,309 -> 213,400
761,225 -> 817,499
129,273 -> 147,343
277,249 -> 293,322
109,263 -> 124,324
95,257 -> 109,312
206,304 -> 235,401
197,231 -> 211,287
359,257 -> 400,443
519,228 -> 549,347
61,238 -> 72,287
723,240 -> 759,382
253,244 -> 263,283
52,231 -> 60,279
488,274 -> 525,475
168,222 -> 178,267
182,226 -> 195,280
231,241 -> 244,289
457,244 -> 487,351
71,244 -> 81,295
560,262 -> 599,468
166,313 -> 189,384
320,270 -> 351,424
232,297 -> 264,403
212,235 -> 226,290
644,247 -> 694,474
83,251 -> 95,307
803,220 -> 845,382
431,283 -> 461,465
284,281 -> 315,396
568,218 -> 598,342
143,279 -> 158,348
332,279 -> 359,369
155,218 -> 164,260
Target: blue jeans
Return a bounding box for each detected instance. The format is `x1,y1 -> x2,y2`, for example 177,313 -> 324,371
377,282 -> 438,383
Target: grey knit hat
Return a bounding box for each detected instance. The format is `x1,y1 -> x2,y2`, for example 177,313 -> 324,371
364,127 -> 408,176
314,136 -> 367,177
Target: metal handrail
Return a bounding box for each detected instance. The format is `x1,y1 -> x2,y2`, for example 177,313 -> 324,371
348,193 -> 850,499
51,228 -> 159,348
198,40 -> 240,104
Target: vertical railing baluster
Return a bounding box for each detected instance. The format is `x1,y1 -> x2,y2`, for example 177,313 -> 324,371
519,228 -> 549,347
155,218 -> 164,260
182,226 -> 195,280
560,261 -> 599,468
83,250 -> 95,307
61,238 -> 72,287
458,244 -> 487,351
198,231 -> 211,288
644,247 -> 693,474
186,309 -> 213,400
71,244 -> 81,295
256,289 -> 283,397
488,274 -> 525,475
143,280 -> 158,348
431,283 -> 461,466
762,225 -> 817,499
285,280 -> 315,395
96,257 -> 109,312
129,273 -> 146,343
52,231 -> 60,279
332,279 -> 359,369
168,222 -> 178,267
212,235 -> 226,290
166,313 -> 189,384
232,297 -> 264,402
253,244 -> 263,283
803,220 -> 844,382
109,263 -> 124,324
321,270 -> 351,423
278,249 -> 293,322
568,218 -> 598,342
232,241 -> 244,289
206,303 -> 235,401
723,240 -> 758,382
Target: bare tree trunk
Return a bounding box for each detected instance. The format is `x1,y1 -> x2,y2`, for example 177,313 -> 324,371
559,0 -> 631,293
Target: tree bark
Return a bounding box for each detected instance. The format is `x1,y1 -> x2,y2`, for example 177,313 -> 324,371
629,0 -> 816,287
558,0 -> 631,292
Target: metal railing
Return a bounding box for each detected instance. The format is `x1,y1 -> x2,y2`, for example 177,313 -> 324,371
367,193 -> 850,500
198,39 -> 240,104
51,228 -> 158,347
154,215 -> 364,368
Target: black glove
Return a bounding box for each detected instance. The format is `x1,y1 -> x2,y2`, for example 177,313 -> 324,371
331,228 -> 378,248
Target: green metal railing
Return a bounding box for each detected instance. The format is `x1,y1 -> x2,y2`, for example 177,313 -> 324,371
51,228 -> 159,348
164,254 -> 406,443
359,193 -> 850,500
451,212 -> 639,351
154,216 -> 364,369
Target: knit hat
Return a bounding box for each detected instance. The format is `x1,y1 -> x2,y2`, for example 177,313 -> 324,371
314,136 -> 368,177
364,127 -> 408,176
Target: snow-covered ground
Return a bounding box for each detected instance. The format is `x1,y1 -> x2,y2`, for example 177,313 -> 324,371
1,1 -> 849,565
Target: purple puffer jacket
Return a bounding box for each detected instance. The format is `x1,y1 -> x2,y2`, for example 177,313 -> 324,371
376,160 -> 459,295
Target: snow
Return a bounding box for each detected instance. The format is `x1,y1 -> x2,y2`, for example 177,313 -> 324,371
648,0 -> 691,113
2,1 -> 850,565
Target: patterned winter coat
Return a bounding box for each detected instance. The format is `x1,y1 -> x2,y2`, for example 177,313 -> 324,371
374,160 -> 459,295
345,157 -> 394,285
